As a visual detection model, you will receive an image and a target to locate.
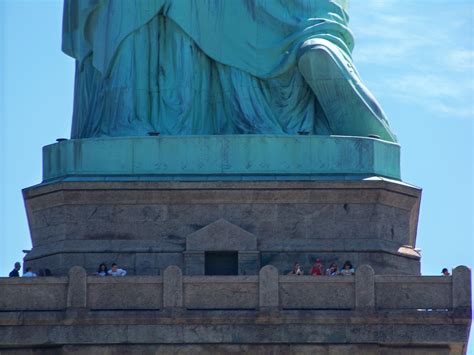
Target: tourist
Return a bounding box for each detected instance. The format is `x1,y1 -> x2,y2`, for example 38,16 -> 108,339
8,262 -> 21,277
288,262 -> 304,275
107,263 -> 127,276
326,263 -> 339,276
441,268 -> 450,276
22,267 -> 37,277
310,259 -> 324,276
340,261 -> 355,276
96,263 -> 108,276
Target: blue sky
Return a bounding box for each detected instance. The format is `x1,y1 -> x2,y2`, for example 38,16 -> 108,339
349,0 -> 474,278
0,0 -> 473,345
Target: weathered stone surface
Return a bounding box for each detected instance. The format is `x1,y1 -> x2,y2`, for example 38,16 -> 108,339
1,266 -> 467,316
375,276 -> 452,310
0,277 -> 67,311
163,266 -> 183,309
239,252 -> 260,275
134,253 -> 183,276
0,320 -> 469,347
186,219 -> 257,251
23,180 -> 422,276
16,180 -> 470,351
0,273 -> 470,351
279,276 -> 354,310
356,265 -> 375,310
259,265 -> 279,309
87,277 -> 163,310
67,266 -> 87,309
452,266 -> 471,311
183,276 -> 258,309
183,251 -> 205,276
0,344 -> 457,354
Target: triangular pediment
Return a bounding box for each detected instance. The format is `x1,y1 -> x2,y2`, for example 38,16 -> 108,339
186,219 -> 257,251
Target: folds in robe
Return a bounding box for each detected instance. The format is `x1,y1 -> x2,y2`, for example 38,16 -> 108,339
63,0 -> 381,138
63,0 -> 352,78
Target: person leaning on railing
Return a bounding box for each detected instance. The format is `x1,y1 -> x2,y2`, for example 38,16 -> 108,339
107,263 -> 127,277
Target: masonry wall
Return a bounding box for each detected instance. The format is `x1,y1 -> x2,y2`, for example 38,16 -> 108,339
0,265 -> 469,313
23,180 -> 422,276
0,265 -> 471,354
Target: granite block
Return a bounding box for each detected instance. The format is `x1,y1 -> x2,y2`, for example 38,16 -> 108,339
67,266 -> 87,308
163,266 -> 183,309
375,276 -> 452,309
186,219 -> 257,251
355,265 -> 375,310
87,277 -> 163,310
23,180 -> 422,277
183,276 -> 258,309
279,277 -> 355,309
453,266 -> 471,311
259,265 -> 279,309
0,278 -> 68,311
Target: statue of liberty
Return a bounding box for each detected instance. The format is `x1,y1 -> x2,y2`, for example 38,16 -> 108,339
63,0 -> 397,142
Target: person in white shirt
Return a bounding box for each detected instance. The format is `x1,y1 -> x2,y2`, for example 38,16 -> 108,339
340,261 -> 355,276
107,263 -> 127,276
22,267 -> 37,277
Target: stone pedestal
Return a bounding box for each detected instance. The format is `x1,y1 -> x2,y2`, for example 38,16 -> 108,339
25,135 -> 416,275
6,135 -> 470,353
23,179 -> 421,276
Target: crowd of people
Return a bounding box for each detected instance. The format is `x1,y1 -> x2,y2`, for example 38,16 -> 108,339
288,260 -> 355,276
8,262 -> 52,278
7,260 -> 453,278
7,262 -> 127,277
286,260 -> 455,277
96,263 -> 127,277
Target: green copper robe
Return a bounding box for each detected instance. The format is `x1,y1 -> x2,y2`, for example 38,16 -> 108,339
63,0 -> 394,140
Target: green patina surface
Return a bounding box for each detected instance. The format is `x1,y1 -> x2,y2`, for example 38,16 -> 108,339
56,1 -> 400,183
43,135 -> 401,182
63,0 -> 396,142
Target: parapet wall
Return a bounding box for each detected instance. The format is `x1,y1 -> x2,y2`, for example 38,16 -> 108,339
0,265 -> 471,354
0,265 -> 470,313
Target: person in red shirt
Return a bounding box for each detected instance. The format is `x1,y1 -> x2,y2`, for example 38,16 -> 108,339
310,259 -> 324,276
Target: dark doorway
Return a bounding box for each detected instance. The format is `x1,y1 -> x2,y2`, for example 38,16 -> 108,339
205,251 -> 238,275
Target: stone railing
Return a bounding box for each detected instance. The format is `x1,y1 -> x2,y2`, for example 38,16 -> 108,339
0,265 -> 470,313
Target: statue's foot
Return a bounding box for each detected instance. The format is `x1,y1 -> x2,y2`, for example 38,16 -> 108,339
298,39 -> 397,142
